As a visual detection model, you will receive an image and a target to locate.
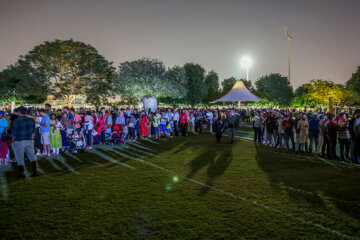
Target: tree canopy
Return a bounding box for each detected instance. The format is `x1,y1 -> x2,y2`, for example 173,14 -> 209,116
221,77 -> 237,94
301,79 -> 354,107
116,58 -> 187,102
0,60 -> 49,104
17,39 -> 115,107
255,73 -> 293,106
202,70 -> 220,104
346,66 -> 360,98
183,63 -> 206,106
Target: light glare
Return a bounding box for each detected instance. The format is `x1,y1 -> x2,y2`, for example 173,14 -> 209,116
240,56 -> 252,69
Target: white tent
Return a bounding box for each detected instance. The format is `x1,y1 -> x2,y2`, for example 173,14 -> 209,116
211,81 -> 263,103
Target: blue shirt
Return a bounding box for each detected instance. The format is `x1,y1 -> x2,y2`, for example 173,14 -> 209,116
40,114 -> 50,133
0,118 -> 8,135
309,119 -> 320,134
161,114 -> 167,125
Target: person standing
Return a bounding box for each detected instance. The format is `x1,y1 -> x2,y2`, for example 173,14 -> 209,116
206,110 -> 214,133
277,114 -> 285,147
45,103 -> 53,117
349,110 -> 360,163
265,113 -> 275,146
38,109 -> 51,157
49,114 -> 62,155
224,111 -> 236,144
213,115 -> 224,143
179,110 -> 187,136
308,114 -> 320,154
173,109 -> 179,136
321,115 -> 329,158
296,115 -> 308,152
140,112 -> 149,139
0,111 -> 9,165
84,111 -> 94,149
327,115 -> 338,160
283,115 -> 295,151
337,113 -> 350,161
11,106 -> 38,177
253,112 -> 262,143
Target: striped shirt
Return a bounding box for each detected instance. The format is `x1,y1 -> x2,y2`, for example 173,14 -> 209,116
337,120 -> 349,139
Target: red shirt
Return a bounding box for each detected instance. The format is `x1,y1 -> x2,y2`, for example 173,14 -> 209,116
179,113 -> 187,124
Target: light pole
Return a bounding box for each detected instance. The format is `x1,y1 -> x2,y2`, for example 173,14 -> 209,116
283,25 -> 292,82
240,56 -> 252,80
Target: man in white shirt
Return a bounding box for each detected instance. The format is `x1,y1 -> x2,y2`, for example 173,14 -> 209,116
206,110 -> 214,133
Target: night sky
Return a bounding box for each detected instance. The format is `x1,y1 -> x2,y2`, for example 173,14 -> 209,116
1,0 -> 359,88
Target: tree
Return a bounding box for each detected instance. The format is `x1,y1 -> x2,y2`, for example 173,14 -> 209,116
183,63 -> 206,106
202,70 -> 220,104
115,58 -> 187,102
221,77 -> 237,94
0,60 -> 49,104
346,66 -> 360,98
291,84 -> 318,108
304,79 -> 354,108
255,73 -> 293,106
18,39 -> 115,107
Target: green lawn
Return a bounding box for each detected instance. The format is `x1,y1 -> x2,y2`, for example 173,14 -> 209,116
0,133 -> 360,239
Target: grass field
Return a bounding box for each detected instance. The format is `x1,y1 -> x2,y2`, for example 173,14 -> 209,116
1,133 -> 360,240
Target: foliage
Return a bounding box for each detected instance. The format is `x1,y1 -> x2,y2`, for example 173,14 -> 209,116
19,39 -> 115,107
221,77 -> 237,93
346,66 -> 360,98
291,84 -> 318,107
202,70 -> 220,104
255,73 -> 294,106
183,63 -> 206,106
0,60 -> 48,104
303,79 -> 354,107
116,58 -> 187,102
250,91 -> 277,107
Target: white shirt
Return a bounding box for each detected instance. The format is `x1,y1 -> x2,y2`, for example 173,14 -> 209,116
173,112 -> 179,121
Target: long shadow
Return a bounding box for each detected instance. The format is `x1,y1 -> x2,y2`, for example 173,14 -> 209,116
185,139 -> 232,196
199,149 -> 232,196
254,142 -> 360,225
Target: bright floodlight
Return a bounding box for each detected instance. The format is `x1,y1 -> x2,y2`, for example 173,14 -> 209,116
240,56 -> 252,80
240,56 -> 252,69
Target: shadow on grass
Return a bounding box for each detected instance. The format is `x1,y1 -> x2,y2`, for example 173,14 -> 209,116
254,142 -> 360,222
185,140 -> 233,196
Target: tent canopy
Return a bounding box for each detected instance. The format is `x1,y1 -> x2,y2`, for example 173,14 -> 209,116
211,81 -> 263,103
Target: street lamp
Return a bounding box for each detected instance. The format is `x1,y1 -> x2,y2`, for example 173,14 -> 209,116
240,56 -> 252,80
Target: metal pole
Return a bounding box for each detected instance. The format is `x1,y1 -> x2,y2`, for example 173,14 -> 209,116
246,67 -> 249,81
288,39 -> 291,82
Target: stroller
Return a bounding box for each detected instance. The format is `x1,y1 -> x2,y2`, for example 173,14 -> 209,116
65,129 -> 87,154
110,123 -> 124,145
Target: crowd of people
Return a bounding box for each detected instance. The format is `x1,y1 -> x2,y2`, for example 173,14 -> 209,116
0,103 -> 359,178
250,109 -> 360,163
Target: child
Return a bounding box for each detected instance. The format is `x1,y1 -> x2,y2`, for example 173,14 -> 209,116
50,116 -> 63,155
128,114 -> 136,141
72,130 -> 83,153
